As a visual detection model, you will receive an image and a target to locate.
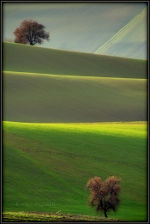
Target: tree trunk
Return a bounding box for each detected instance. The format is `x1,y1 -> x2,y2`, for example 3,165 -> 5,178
104,210 -> 108,218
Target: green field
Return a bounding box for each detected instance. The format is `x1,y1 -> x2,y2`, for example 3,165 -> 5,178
3,121 -> 147,221
3,71 -> 146,122
3,42 -> 147,78
3,42 -> 147,221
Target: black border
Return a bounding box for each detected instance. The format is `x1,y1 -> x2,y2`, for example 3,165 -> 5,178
0,1 -> 149,223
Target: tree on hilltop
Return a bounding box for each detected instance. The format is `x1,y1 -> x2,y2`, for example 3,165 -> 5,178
86,176 -> 121,218
14,20 -> 49,45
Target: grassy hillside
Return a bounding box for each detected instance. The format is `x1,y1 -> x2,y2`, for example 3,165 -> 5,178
3,42 -> 147,222
3,42 -> 147,78
3,71 -> 146,122
3,121 -> 147,221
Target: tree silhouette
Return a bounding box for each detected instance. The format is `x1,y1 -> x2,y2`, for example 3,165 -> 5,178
86,176 -> 121,218
14,20 -> 49,45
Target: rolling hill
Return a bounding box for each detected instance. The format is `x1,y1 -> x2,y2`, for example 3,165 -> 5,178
3,42 -> 147,221
3,71 -> 146,122
95,7 -> 147,59
3,121 -> 147,221
3,42 -> 147,123
3,42 -> 147,78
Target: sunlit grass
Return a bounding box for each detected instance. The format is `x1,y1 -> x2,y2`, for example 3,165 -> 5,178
3,121 -> 147,221
3,121 -> 147,138
2,41 -> 147,221
3,70 -> 146,81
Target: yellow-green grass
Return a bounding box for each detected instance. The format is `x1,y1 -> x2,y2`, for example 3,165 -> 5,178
3,211 -> 118,222
3,71 -> 147,122
3,121 -> 147,221
3,42 -> 147,78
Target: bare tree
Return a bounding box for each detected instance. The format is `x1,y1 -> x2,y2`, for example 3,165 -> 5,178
86,176 -> 121,218
14,20 -> 49,45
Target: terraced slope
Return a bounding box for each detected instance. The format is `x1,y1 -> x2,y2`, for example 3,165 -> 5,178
3,42 -> 147,78
3,71 -> 146,122
3,121 -> 147,221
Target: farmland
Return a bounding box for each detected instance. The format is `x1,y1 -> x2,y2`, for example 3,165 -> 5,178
3,42 -> 147,221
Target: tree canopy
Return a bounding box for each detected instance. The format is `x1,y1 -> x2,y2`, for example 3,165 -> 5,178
87,176 -> 121,218
14,20 -> 49,45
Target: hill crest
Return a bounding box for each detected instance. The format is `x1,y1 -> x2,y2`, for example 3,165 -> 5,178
3,42 -> 147,79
